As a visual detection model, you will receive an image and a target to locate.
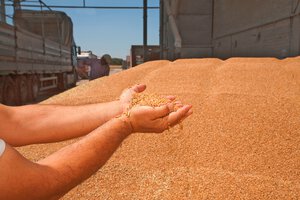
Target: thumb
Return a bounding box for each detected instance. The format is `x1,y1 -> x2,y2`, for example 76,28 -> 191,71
132,84 -> 146,93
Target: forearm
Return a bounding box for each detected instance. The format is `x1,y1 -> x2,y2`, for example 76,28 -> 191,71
0,118 -> 131,200
3,101 -> 124,146
38,117 -> 131,191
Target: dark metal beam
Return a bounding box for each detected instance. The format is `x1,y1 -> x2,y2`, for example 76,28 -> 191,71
13,0 -> 20,9
38,0 -> 52,11
5,4 -> 159,9
0,0 -> 6,23
159,0 -> 163,59
143,0 -> 148,62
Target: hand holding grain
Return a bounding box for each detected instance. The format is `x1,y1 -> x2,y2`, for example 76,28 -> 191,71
119,84 -> 147,110
118,84 -> 176,113
118,86 -> 192,134
126,103 -> 193,133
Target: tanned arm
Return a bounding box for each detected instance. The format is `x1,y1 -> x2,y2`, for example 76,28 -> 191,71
0,104 -> 192,200
0,84 -> 146,147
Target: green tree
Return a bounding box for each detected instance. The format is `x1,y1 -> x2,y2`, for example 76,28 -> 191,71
111,58 -> 123,65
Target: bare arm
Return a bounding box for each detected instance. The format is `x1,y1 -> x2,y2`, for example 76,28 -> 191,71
0,104 -> 192,200
0,84 -> 146,147
0,118 -> 130,200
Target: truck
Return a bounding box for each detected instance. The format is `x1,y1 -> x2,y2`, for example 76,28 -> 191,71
76,50 -> 98,79
0,2 -> 78,105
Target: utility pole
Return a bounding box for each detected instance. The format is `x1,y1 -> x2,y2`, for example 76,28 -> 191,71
143,0 -> 148,63
159,0 -> 164,59
0,0 -> 5,23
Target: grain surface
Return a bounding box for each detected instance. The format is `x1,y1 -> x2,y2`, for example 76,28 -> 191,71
18,57 -> 300,199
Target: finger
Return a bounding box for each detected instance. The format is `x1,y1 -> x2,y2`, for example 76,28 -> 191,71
177,108 -> 193,123
165,95 -> 176,102
167,105 -> 192,126
174,101 -> 183,110
152,103 -> 174,118
174,100 -> 182,104
132,84 -> 146,93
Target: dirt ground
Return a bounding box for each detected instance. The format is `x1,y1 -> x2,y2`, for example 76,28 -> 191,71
18,57 -> 300,199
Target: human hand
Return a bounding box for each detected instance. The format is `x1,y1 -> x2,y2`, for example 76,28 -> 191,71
119,84 -> 146,111
120,103 -> 193,134
119,84 -> 176,112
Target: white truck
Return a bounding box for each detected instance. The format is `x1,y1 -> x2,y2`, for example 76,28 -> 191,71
0,4 -> 78,105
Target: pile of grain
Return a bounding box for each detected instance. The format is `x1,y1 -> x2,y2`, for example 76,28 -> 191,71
18,57 -> 300,199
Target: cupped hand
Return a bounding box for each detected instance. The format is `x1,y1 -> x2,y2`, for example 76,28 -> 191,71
119,84 -> 146,110
118,84 -> 176,111
121,103 -> 193,134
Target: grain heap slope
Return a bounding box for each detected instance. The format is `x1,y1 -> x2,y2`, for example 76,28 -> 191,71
19,57 -> 300,199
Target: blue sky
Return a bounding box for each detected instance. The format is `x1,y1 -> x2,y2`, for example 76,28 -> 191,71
4,1 -> 159,59
38,0 -> 160,59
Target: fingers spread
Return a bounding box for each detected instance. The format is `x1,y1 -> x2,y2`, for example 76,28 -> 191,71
167,105 -> 192,126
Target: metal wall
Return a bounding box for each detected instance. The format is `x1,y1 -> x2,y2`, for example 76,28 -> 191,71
131,45 -> 160,67
161,0 -> 213,60
161,0 -> 300,60
213,0 -> 300,58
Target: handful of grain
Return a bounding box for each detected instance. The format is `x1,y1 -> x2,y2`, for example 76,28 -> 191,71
130,93 -> 170,109
127,93 -> 183,130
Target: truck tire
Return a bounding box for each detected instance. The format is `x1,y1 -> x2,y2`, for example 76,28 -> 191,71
58,73 -> 68,90
0,76 -> 4,103
3,76 -> 18,106
31,74 -> 40,101
27,75 -> 34,103
27,74 -> 40,102
70,69 -> 78,87
16,75 -> 29,105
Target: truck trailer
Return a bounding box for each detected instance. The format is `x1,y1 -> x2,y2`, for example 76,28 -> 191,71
0,4 -> 78,105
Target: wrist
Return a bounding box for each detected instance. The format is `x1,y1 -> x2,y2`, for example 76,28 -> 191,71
114,100 -> 129,116
113,116 -> 133,137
